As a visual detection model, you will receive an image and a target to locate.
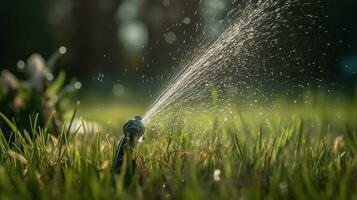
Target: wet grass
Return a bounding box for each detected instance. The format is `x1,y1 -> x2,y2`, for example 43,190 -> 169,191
0,96 -> 357,199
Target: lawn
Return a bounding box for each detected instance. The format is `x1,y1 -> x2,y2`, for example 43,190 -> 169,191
0,92 -> 356,199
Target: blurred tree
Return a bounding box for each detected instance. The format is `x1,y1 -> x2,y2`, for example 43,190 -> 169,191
0,0 -> 56,68
0,0 -> 356,89
71,0 -> 123,75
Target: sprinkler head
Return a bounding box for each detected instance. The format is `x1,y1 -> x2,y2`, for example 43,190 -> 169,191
113,116 -> 145,177
123,116 -> 145,147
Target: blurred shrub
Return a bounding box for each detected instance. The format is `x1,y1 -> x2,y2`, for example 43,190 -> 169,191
0,47 -> 77,141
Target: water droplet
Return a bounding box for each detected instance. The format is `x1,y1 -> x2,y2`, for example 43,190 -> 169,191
213,169 -> 221,181
113,83 -> 125,97
17,60 -> 25,69
46,73 -> 54,81
74,81 -> 82,90
164,32 -> 176,44
59,46 -> 67,54
182,17 -> 191,25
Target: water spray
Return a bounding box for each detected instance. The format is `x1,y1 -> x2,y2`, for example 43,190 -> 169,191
113,0 -> 302,185
113,116 -> 145,179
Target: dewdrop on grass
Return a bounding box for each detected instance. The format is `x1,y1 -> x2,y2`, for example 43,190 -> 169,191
213,169 -> 221,181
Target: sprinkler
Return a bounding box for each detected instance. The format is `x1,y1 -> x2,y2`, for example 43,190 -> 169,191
113,116 -> 145,179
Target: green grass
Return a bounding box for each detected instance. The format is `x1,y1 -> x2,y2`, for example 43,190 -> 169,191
0,95 -> 357,199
